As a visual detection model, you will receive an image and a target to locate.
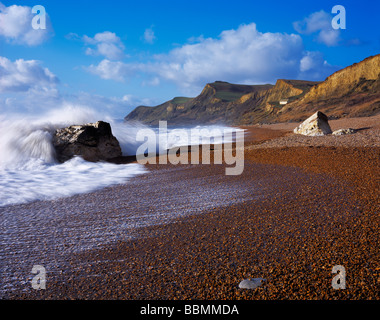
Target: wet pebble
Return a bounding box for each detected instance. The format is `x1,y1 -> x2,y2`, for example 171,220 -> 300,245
239,278 -> 266,289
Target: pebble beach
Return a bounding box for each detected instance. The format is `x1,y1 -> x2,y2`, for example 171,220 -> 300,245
1,116 -> 379,300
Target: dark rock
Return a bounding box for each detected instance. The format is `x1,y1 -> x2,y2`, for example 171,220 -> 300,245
53,121 -> 122,162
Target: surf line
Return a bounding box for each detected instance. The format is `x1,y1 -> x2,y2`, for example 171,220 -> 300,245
135,121 -> 244,176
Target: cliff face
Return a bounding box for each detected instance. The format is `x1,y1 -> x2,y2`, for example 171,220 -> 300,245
125,97 -> 192,124
125,80 -> 315,125
125,54 -> 380,125
277,54 -> 380,121
125,81 -> 275,125
265,79 -> 303,103
225,79 -> 319,124
302,55 -> 380,102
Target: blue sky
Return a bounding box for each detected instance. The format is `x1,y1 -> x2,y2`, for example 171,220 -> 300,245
0,0 -> 379,118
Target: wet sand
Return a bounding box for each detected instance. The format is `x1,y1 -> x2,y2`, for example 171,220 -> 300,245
1,116 -> 379,300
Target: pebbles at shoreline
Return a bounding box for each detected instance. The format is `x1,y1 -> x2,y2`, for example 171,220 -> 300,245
2,116 -> 379,300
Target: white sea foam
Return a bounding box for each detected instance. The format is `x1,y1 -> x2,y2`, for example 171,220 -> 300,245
0,104 -> 147,206
0,157 -> 146,206
131,123 -> 245,155
0,104 -> 243,206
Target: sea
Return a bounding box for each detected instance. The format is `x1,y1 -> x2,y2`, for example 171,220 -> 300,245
0,105 -> 242,207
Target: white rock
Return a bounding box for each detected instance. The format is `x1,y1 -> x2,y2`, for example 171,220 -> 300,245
238,278 -> 266,289
293,111 -> 332,136
332,128 -> 357,136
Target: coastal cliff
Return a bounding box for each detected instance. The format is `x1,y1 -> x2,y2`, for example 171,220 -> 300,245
125,54 -> 380,125
276,54 -> 380,121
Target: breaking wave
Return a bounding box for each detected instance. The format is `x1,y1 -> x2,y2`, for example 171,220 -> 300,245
0,104 -> 243,206
0,104 -> 147,206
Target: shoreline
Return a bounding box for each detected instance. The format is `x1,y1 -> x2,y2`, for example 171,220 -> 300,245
1,116 -> 379,300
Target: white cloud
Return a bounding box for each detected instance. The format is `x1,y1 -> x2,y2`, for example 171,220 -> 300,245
82,23 -> 337,94
0,57 -> 60,114
143,23 -> 336,93
0,56 -> 58,93
0,87 -> 153,119
299,51 -> 336,79
65,32 -> 81,41
82,31 -> 125,60
293,10 -> 331,34
293,10 -> 341,46
142,77 -> 160,86
65,92 -> 155,118
85,59 -> 138,82
317,29 -> 341,47
143,27 -> 156,44
0,2 -> 53,46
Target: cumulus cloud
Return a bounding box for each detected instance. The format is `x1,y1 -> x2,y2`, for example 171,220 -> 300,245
143,23 -> 337,93
85,59 -> 139,82
148,24 -> 305,90
142,77 -> 160,86
82,31 -> 125,60
0,87 -> 152,118
0,2 -> 53,46
299,51 -> 336,79
83,23 -> 338,94
293,10 -> 341,46
143,27 -> 156,44
63,92 -> 155,117
0,56 -> 58,93
0,56 -> 60,114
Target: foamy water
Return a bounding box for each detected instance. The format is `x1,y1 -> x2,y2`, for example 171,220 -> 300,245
0,158 -> 146,206
0,105 -> 243,207
0,105 -> 148,207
